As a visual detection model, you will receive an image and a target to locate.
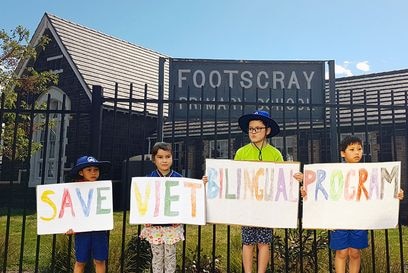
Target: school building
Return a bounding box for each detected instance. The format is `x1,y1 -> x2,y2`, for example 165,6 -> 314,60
1,13 -> 407,222
2,12 -> 408,273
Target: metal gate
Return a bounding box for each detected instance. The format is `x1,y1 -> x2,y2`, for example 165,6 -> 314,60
1,79 -> 407,272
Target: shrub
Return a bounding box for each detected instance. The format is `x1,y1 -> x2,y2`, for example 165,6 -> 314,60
122,235 -> 151,273
40,235 -> 76,273
271,229 -> 328,273
179,246 -> 222,273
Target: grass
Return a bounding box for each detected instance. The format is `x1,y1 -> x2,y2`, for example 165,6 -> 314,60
1,209 -> 408,272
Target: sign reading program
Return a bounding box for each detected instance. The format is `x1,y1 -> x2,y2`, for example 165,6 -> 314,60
302,162 -> 401,230
169,58 -> 325,121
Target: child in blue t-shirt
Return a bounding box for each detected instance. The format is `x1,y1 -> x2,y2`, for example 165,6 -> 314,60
330,136 -> 368,273
66,156 -> 111,273
301,135 -> 403,273
331,136 -> 403,273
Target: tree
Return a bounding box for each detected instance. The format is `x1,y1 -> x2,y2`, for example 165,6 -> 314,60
0,25 -> 58,160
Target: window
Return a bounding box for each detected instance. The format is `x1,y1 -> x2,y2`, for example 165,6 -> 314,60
209,139 -> 229,159
271,136 -> 297,161
172,142 -> 184,174
29,87 -> 71,186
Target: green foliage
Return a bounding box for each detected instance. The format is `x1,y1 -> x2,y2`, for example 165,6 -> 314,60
0,25 -> 58,103
0,233 -> 4,269
123,235 -> 151,272
271,229 -> 329,273
360,230 -> 405,273
1,212 -> 408,273
39,235 -> 75,273
0,25 -> 58,160
179,246 -> 222,273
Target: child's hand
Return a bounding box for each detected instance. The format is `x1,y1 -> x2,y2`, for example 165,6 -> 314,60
145,224 -> 152,227
202,176 -> 208,185
65,228 -> 75,235
397,189 -> 404,200
293,172 -> 303,183
300,186 -> 307,198
172,224 -> 181,227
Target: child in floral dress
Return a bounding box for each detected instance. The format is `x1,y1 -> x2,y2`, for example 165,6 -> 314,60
140,142 -> 207,273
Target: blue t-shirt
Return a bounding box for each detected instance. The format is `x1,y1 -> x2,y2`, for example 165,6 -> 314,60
148,169 -> 183,178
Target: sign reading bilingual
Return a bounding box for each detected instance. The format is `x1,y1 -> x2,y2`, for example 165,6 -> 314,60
205,159 -> 301,228
169,58 -> 325,122
36,180 -> 113,235
302,162 -> 401,230
129,177 -> 206,225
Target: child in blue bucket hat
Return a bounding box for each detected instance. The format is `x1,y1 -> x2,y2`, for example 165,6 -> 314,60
67,155 -> 111,273
235,110 -> 283,273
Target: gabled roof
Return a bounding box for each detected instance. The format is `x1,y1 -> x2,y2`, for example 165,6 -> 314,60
25,13 -> 169,114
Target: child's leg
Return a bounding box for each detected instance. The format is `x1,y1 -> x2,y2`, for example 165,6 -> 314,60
151,244 -> 165,273
242,244 -> 254,273
334,249 -> 348,273
164,244 -> 177,273
348,248 -> 361,273
256,243 -> 270,273
73,261 -> 86,273
94,259 -> 106,273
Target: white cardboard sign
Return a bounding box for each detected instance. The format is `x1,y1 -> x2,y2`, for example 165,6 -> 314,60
205,159 -> 301,228
302,162 -> 401,229
129,177 -> 206,225
36,180 -> 113,235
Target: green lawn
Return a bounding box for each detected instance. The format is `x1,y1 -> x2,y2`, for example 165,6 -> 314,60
1,209 -> 407,272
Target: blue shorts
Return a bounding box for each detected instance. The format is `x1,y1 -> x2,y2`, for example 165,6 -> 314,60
75,231 -> 108,262
242,226 -> 272,245
329,230 -> 368,250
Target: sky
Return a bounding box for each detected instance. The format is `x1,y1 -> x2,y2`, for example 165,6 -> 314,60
1,0 -> 408,78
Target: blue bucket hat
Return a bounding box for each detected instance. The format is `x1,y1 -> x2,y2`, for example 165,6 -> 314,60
238,110 -> 280,138
70,156 -> 111,177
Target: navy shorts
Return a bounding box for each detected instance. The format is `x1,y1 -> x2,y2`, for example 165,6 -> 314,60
329,230 -> 368,250
242,226 -> 272,245
75,231 -> 108,262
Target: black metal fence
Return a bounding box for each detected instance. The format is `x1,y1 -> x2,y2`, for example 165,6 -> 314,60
1,83 -> 408,273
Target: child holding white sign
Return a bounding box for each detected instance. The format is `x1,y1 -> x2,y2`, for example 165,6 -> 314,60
235,110 -> 283,273
301,135 -> 404,273
140,142 -> 207,273
66,155 -> 111,273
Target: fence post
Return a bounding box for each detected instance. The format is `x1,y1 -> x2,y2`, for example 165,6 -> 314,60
157,57 -> 166,142
91,85 -> 103,158
328,60 -> 338,162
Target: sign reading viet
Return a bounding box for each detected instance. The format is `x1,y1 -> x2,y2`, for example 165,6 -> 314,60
129,177 -> 206,225
36,180 -> 113,235
302,162 -> 401,230
206,159 -> 301,228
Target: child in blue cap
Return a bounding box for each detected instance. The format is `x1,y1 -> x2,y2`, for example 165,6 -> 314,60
66,155 -> 111,273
